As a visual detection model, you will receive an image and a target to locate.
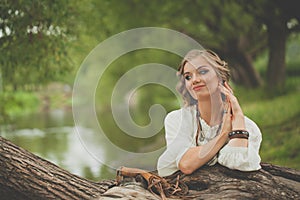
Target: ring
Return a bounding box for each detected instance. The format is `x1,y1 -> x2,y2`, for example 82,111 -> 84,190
223,110 -> 228,114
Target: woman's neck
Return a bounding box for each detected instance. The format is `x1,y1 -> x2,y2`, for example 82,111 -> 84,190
197,92 -> 223,126
198,99 -> 211,125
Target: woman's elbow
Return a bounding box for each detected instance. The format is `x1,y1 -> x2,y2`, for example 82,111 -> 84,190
178,160 -> 195,175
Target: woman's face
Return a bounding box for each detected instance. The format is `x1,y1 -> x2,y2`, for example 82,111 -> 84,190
183,55 -> 220,101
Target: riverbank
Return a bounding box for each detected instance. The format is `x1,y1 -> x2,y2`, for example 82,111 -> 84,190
0,82 -> 72,124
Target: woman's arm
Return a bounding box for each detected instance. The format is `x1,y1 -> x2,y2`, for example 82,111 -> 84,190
218,117 -> 262,171
178,130 -> 228,174
223,81 -> 248,148
178,103 -> 232,174
218,82 -> 262,171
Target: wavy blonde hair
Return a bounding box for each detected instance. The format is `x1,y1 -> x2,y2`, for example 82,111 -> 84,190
177,49 -> 231,106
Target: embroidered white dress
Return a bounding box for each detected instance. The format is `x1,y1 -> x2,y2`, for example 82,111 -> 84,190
157,106 -> 262,177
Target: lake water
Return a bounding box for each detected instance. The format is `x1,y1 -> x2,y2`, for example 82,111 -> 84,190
1,109 -> 166,181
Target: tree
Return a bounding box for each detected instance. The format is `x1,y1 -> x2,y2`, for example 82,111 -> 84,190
239,0 -> 300,92
85,0 -> 266,88
0,136 -> 114,200
1,136 -> 299,199
0,0 -> 78,91
86,0 -> 300,90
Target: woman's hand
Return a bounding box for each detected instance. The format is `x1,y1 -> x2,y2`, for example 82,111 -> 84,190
222,82 -> 246,130
221,82 -> 248,147
220,99 -> 232,137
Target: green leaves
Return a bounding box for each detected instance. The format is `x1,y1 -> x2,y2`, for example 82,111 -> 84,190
0,0 -> 77,90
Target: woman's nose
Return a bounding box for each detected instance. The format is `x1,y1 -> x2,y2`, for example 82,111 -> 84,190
192,72 -> 202,83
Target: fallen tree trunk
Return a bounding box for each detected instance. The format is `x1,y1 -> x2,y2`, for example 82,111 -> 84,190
0,136 -> 299,199
0,136 -> 115,200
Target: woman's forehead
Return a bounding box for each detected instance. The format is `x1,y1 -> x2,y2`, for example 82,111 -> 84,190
184,56 -> 212,72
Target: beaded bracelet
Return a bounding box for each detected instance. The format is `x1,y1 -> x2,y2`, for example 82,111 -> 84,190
228,130 -> 249,140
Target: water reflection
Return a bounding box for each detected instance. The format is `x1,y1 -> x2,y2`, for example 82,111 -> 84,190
1,110 -> 115,180
1,109 -> 166,181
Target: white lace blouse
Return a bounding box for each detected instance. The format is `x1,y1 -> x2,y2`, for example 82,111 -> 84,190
157,106 -> 262,177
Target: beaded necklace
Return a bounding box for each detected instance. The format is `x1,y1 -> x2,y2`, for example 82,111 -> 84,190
195,106 -> 223,146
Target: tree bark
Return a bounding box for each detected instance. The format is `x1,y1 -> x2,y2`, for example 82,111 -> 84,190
1,136 -> 299,200
266,19 -> 288,92
228,50 -> 262,88
0,136 -> 115,200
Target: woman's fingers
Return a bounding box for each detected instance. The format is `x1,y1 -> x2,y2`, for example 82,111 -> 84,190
219,82 -> 245,130
219,82 -> 232,99
221,102 -> 232,134
224,81 -> 233,94
219,82 -> 242,116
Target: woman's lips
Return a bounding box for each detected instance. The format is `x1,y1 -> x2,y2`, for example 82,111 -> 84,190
193,85 -> 205,91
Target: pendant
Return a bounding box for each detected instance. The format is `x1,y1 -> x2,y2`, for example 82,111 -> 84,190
200,131 -> 205,142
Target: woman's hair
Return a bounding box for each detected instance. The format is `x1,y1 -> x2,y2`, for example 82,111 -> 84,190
176,49 -> 231,106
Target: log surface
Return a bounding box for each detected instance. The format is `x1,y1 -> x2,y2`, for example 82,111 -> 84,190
0,136 -> 299,200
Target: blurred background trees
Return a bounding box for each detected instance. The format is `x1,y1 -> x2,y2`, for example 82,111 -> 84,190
240,0 -> 300,91
1,0 -> 299,91
0,0 -> 78,91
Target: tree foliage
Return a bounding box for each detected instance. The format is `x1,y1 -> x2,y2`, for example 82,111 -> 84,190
0,0 -> 78,91
82,0 -> 299,90
1,0 -> 298,91
82,0 -> 266,87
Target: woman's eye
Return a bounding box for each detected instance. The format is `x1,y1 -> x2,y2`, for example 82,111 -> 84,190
198,69 -> 209,75
184,75 -> 192,80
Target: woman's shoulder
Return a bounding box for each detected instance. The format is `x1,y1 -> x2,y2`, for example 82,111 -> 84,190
165,106 -> 195,121
164,106 -> 196,138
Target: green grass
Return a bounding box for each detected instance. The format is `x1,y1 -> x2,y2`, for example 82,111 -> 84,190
233,77 -> 300,170
261,113 -> 300,169
241,92 -> 300,127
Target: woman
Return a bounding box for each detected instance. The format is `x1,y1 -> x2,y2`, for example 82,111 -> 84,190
157,49 -> 262,177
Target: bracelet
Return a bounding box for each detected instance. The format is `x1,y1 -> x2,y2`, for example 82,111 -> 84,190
228,130 -> 249,139
229,133 -> 249,139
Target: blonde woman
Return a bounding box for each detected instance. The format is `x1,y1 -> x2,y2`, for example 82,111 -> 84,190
157,49 -> 262,176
